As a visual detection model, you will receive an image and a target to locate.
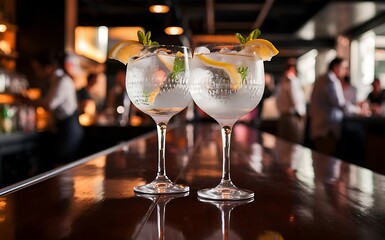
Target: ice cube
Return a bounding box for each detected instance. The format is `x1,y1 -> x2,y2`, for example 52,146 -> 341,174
158,55 -> 174,71
239,45 -> 261,59
154,48 -> 170,55
195,46 -> 210,54
138,48 -> 149,58
219,47 -> 230,53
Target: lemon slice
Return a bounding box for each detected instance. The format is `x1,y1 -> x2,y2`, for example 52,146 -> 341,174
158,51 -> 187,71
108,40 -> 143,64
176,51 -> 184,57
148,87 -> 160,104
158,55 -> 174,71
197,54 -> 242,90
243,39 -> 279,61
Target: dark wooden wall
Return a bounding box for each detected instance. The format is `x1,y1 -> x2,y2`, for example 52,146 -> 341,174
15,0 -> 65,85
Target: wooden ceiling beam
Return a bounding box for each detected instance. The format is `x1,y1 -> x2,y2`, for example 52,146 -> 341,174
206,0 -> 215,34
215,3 -> 263,11
253,0 -> 275,29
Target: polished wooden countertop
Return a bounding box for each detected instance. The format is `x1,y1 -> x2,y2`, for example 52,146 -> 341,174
0,122 -> 385,239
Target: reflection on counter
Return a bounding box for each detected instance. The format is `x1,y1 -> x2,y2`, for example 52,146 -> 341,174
136,192 -> 189,239
198,197 -> 255,240
1,123 -> 385,239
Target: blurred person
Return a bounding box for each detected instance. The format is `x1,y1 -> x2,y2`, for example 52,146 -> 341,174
26,50 -> 84,166
309,57 -> 364,163
342,76 -> 357,105
309,57 -> 348,156
275,61 -> 306,144
105,70 -> 126,111
77,73 -> 98,113
366,77 -> 385,115
103,69 -> 130,125
77,73 -> 98,125
342,76 -> 370,116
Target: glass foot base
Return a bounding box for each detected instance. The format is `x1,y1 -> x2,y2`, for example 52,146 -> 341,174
197,181 -> 254,200
134,177 -> 189,194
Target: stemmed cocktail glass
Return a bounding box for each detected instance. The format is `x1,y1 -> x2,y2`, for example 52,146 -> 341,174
189,44 -> 265,200
126,45 -> 191,194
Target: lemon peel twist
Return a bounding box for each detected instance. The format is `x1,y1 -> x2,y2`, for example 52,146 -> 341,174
235,29 -> 279,61
197,55 -> 242,91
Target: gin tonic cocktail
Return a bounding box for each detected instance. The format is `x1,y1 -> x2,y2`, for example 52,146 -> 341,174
189,44 -> 265,200
126,45 -> 191,194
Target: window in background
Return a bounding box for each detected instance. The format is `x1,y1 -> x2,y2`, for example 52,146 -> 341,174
351,30 -> 375,101
75,26 -> 109,63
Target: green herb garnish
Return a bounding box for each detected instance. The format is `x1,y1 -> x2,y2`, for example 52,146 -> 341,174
137,90 -> 150,105
137,30 -> 159,46
170,56 -> 185,82
238,66 -> 248,83
235,29 -> 261,44
234,29 -> 261,83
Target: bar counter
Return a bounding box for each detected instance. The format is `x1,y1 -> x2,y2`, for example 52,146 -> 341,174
0,122 -> 385,239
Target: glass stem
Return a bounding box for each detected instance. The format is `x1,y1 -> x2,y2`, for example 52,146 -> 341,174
157,203 -> 165,240
157,122 -> 168,178
221,125 -> 233,183
221,208 -> 230,240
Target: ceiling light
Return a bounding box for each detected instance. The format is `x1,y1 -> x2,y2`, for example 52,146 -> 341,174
148,0 -> 170,13
0,24 -> 7,33
164,9 -> 184,35
165,26 -> 184,35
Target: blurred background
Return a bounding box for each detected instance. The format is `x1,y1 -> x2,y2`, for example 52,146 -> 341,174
1,0 -> 385,186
